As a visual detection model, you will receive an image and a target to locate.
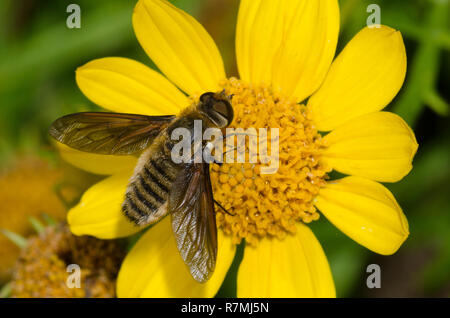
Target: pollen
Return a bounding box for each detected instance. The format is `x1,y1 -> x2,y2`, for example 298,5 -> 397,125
0,158 -> 69,282
210,78 -> 331,246
10,224 -> 125,298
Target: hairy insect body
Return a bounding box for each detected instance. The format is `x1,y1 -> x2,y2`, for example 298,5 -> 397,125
49,91 -> 234,283
122,106 -> 212,226
122,130 -> 178,226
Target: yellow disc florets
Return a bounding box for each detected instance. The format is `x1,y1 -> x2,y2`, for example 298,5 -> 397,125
210,78 -> 331,246
10,224 -> 125,298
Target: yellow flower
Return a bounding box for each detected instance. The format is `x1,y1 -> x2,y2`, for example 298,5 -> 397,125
0,157 -> 68,282
61,0 -> 418,297
10,224 -> 125,298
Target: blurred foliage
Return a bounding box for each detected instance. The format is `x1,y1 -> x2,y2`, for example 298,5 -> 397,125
0,0 -> 448,297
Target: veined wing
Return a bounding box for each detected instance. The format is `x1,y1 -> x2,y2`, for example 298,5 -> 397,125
49,112 -> 175,155
168,162 -> 217,283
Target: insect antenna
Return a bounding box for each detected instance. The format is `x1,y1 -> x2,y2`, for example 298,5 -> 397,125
211,147 -> 238,166
215,132 -> 257,143
214,199 -> 235,216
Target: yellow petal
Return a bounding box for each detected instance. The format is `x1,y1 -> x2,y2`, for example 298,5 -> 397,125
56,142 -> 138,175
315,176 -> 409,255
76,57 -> 188,115
117,217 -> 236,298
272,0 -> 340,102
321,112 -> 418,182
68,171 -> 143,239
237,223 -> 335,298
133,0 -> 225,96
308,26 -> 407,131
236,0 -> 285,85
236,0 -> 339,101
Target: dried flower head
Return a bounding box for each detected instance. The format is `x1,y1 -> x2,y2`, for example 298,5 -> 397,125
10,224 -> 125,298
0,158 -> 67,282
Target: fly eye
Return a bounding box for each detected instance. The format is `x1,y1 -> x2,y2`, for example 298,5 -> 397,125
200,92 -> 215,104
212,101 -> 229,117
198,91 -> 234,127
213,100 -> 234,126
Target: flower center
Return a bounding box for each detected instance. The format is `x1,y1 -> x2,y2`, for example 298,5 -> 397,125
210,78 -> 331,246
10,224 -> 125,298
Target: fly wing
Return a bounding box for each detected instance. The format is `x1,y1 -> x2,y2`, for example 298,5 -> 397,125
168,162 -> 217,283
49,112 -> 175,155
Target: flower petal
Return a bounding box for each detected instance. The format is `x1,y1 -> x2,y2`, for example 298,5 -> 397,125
117,217 -> 236,298
76,57 -> 188,115
133,0 -> 225,96
236,0 -> 339,101
321,112 -> 418,182
236,0 -> 286,85
237,223 -> 335,297
272,0 -> 340,102
308,26 -> 407,131
68,171 -> 143,239
56,142 -> 138,175
315,176 -> 409,255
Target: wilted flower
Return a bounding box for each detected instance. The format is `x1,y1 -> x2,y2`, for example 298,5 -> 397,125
0,158 -> 68,282
10,224 -> 125,298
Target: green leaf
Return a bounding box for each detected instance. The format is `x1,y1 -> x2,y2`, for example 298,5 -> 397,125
28,216 -> 46,234
392,0 -> 448,126
424,90 -> 449,116
0,1 -> 135,94
42,213 -> 57,226
0,283 -> 12,298
0,229 -> 27,249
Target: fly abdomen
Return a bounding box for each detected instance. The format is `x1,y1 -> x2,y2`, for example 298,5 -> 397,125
138,175 -> 165,204
123,180 -> 160,226
123,190 -> 152,220
143,165 -> 169,194
148,157 -> 177,186
122,156 -> 176,226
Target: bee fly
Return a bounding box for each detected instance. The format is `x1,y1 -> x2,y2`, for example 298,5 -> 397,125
49,91 -> 234,283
